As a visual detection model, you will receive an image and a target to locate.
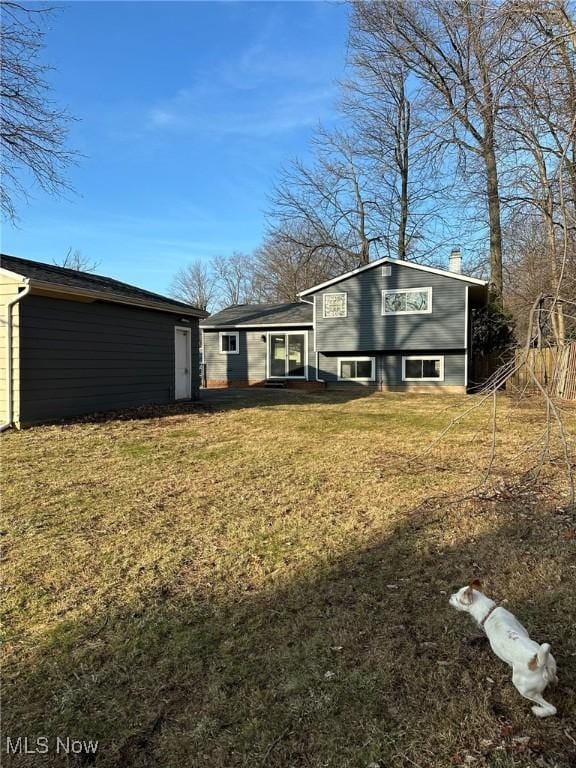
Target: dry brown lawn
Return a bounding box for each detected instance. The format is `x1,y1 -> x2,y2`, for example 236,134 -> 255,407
2,389 -> 575,768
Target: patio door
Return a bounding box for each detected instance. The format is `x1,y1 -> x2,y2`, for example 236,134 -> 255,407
268,333 -> 306,378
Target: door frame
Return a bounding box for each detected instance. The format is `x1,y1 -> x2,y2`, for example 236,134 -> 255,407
174,326 -> 192,399
266,331 -> 308,380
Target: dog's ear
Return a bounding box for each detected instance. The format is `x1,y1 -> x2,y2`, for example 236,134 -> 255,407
528,654 -> 538,671
460,579 -> 480,606
461,586 -> 474,605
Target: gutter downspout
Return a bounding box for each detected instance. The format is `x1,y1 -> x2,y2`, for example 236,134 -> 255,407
1,281 -> 30,432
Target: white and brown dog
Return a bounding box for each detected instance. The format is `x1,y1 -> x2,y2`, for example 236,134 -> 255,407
450,580 -> 558,717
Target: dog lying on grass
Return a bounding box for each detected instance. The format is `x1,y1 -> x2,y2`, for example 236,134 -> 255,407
450,580 -> 558,718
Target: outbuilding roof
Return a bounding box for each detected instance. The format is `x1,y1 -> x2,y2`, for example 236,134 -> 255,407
0,254 -> 206,317
201,302 -> 313,328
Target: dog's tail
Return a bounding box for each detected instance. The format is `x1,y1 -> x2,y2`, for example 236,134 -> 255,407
537,643 -> 552,667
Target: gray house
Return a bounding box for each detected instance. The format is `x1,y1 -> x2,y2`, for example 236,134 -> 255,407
1,255 -> 206,427
201,254 -> 487,393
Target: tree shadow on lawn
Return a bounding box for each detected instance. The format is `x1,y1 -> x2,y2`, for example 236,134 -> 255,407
199,386 -> 378,415
29,388 -> 378,429
4,496 -> 575,768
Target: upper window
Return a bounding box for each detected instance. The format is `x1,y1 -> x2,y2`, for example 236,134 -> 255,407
338,357 -> 375,381
219,332 -> 239,354
382,287 -> 432,315
402,356 -> 444,381
323,292 -> 347,318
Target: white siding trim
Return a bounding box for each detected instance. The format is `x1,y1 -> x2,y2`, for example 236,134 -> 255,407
201,323 -> 312,329
464,285 -> 469,387
312,296 -> 317,352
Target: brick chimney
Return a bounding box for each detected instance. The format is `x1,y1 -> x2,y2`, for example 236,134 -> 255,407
449,247 -> 462,274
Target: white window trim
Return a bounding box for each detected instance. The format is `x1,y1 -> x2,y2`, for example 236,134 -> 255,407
382,286 -> 433,316
402,355 -> 445,382
337,356 -> 376,382
219,331 -> 240,354
322,292 -> 347,319
266,331 -> 308,380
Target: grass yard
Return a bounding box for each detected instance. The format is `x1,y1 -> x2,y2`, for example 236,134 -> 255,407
2,389 -> 576,768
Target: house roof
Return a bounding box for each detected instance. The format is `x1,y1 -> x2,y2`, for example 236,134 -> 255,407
298,256 -> 488,296
201,302 -> 313,328
0,254 -> 207,317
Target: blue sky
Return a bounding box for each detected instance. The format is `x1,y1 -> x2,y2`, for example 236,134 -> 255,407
3,1 -> 350,294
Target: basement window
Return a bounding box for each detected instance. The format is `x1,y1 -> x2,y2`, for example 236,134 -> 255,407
402,356 -> 444,381
338,357 -> 375,381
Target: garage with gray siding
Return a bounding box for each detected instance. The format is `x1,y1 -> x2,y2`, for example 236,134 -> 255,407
1,255 -> 205,426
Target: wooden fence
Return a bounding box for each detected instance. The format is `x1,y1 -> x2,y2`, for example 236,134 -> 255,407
509,343 -> 576,400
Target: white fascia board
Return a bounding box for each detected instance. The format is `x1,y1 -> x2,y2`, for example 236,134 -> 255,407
201,322 -> 313,329
0,267 -> 28,283
298,257 -> 488,296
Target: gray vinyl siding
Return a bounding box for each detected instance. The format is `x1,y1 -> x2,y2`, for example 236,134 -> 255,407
203,328 -> 315,383
318,351 -> 466,387
18,295 -> 200,424
312,262 -> 469,352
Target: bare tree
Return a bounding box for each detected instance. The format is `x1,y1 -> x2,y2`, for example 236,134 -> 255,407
1,2 -> 76,222
170,260 -> 216,312
270,127 -> 386,268
54,247 -> 99,273
497,0 -> 576,343
211,251 -> 257,307
251,227 -> 338,302
343,46 -> 447,261
503,218 -> 575,343
352,0 -> 523,301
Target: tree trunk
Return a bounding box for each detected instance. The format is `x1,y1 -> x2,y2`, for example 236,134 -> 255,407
354,174 -> 370,265
397,96 -> 410,260
484,143 -> 503,302
534,146 -> 567,346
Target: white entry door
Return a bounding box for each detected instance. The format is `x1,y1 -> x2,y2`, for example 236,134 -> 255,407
174,327 -> 192,399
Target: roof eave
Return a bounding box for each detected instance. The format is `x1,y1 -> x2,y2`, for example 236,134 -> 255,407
200,322 -> 313,329
0,266 -> 28,284
29,280 -> 208,318
298,256 -> 488,296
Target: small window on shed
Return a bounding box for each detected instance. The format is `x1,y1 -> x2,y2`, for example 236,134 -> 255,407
381,265 -> 391,277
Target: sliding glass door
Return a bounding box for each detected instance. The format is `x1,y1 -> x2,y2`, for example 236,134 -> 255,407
269,333 -> 306,378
